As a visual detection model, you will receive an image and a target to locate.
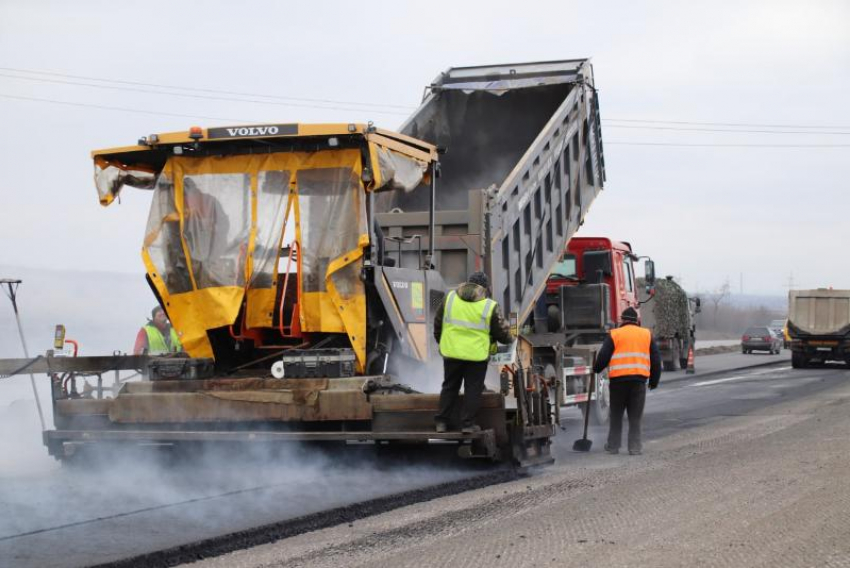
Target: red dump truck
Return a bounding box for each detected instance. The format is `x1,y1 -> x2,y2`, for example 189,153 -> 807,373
531,237 -> 655,423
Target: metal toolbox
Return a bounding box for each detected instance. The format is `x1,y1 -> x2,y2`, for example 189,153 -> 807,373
277,349 -> 356,378
147,358 -> 215,381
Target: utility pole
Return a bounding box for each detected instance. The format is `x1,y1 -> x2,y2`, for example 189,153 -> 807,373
1,279 -> 46,431
785,272 -> 795,292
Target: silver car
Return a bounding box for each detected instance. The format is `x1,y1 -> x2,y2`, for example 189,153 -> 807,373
742,326 -> 782,354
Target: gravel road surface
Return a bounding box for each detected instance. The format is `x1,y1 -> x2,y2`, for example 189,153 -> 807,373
185,362 -> 850,568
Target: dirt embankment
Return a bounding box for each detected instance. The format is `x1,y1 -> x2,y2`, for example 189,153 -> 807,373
695,344 -> 740,356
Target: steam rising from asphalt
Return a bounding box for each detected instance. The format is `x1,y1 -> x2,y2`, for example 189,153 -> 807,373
390,354 -> 505,398
390,354 -> 444,393
0,393 -> 471,568
0,255 -> 481,568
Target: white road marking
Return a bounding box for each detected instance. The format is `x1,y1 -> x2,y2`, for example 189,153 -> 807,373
692,375 -> 748,387
691,366 -> 792,387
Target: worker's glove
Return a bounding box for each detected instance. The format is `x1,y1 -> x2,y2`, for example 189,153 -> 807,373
648,379 -> 659,391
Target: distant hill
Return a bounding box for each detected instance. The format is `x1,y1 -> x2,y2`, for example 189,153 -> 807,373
0,265 -> 154,358
724,294 -> 787,311
688,291 -> 788,312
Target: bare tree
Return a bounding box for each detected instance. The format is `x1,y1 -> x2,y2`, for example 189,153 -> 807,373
708,279 -> 731,328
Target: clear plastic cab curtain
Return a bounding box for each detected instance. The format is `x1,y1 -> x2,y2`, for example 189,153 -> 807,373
374,147 -> 427,193
250,170 -> 291,289
143,172 -> 193,294
182,173 -> 251,289
297,168 -> 367,295
94,158 -> 157,206
244,169 -> 291,329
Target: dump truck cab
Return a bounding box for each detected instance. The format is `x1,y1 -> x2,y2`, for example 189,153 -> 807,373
542,237 -> 647,334
529,236 -> 655,424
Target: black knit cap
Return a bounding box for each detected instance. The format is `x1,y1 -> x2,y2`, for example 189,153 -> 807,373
622,307 -> 639,323
468,271 -> 490,289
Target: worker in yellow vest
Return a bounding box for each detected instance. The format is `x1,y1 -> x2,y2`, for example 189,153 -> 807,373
133,306 -> 183,355
592,307 -> 661,455
433,272 -> 513,434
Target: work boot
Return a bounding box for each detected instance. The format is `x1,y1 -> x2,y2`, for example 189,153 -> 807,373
629,449 -> 642,456
604,443 -> 619,455
461,424 -> 482,435
435,422 -> 448,434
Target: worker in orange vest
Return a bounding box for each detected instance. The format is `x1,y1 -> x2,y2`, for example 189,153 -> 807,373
592,307 -> 661,455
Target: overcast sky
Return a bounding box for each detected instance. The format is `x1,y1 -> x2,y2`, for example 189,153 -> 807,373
0,0 -> 847,296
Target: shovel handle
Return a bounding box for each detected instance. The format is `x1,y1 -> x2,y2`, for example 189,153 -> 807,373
581,372 -> 594,439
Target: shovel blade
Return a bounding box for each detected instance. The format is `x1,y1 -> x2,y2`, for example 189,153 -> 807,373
573,438 -> 593,452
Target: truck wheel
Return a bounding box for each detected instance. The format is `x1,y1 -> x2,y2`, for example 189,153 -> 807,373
581,371 -> 610,426
547,305 -> 561,333
791,352 -> 806,369
662,360 -> 676,372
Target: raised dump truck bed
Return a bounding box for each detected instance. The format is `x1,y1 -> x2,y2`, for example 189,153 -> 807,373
379,59 -> 605,324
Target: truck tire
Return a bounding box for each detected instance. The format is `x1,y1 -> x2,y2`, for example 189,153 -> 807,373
581,370 -> 610,426
547,305 -> 561,333
791,351 -> 806,369
670,342 -> 681,371
662,360 -> 676,372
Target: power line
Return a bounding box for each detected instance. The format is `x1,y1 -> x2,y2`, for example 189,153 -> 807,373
0,93 -> 248,123
604,118 -> 850,130
604,124 -> 850,135
606,141 -> 850,148
4,90 -> 850,150
0,66 -> 417,111
3,66 -> 848,132
0,72 -> 410,116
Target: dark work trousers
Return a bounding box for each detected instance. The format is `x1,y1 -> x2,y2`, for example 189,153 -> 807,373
435,358 -> 489,428
607,379 -> 647,452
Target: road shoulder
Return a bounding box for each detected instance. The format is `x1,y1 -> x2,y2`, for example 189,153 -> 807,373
185,368 -> 850,568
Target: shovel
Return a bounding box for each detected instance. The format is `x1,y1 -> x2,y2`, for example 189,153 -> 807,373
573,372 -> 595,452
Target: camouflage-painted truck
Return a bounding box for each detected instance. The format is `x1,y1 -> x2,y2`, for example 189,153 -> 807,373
637,276 -> 698,371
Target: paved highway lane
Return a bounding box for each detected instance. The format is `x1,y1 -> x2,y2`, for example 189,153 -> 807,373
0,444 -> 486,568
558,360 -> 818,460
186,361 -> 850,568
0,353 -> 838,568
